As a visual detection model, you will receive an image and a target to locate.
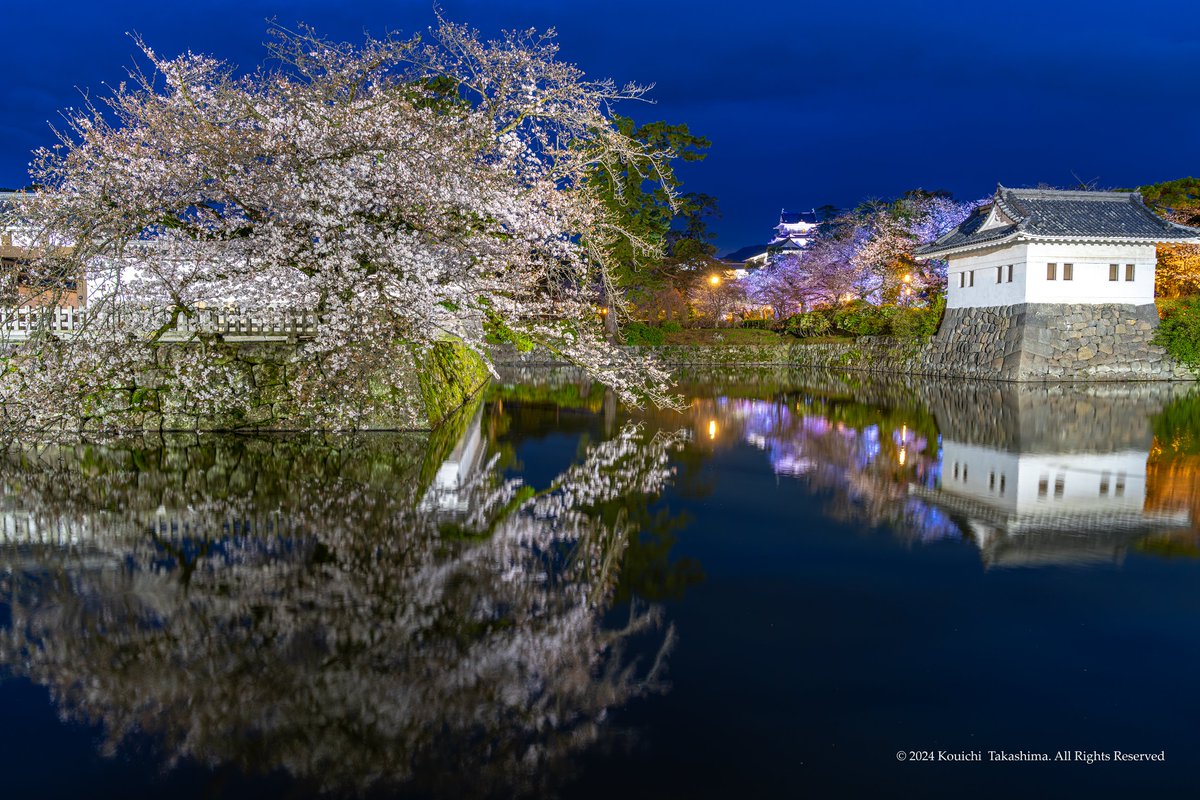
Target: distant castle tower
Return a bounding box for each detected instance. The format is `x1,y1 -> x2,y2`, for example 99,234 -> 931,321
741,209 -> 820,269
768,209 -> 819,261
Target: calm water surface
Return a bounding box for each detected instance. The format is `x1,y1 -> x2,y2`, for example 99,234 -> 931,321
3,369 -> 1200,798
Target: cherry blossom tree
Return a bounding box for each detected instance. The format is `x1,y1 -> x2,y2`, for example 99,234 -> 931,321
690,272 -> 746,326
850,192 -> 982,304
744,253 -> 821,319
1,18 -> 684,437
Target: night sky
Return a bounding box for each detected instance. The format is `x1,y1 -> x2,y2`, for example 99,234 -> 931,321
3,0 -> 1197,254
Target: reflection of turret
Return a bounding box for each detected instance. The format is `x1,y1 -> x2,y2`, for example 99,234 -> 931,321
939,443 -> 1150,517
897,382 -> 1197,566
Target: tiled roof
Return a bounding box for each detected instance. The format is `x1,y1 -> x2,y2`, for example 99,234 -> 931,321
780,209 -> 818,225
0,192 -> 19,226
917,186 -> 1200,258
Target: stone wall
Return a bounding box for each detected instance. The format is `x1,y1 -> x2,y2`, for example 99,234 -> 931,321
491,302 -> 1195,383
92,339 -> 487,433
930,303 -> 1191,381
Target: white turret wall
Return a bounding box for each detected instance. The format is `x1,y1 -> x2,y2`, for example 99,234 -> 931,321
946,242 -> 1157,308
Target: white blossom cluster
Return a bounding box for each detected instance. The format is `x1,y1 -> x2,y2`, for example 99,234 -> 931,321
0,422 -> 683,796
1,18 -> 680,436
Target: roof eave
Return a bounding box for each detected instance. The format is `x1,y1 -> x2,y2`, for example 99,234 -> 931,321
915,233 -> 1020,260
1019,234 -> 1200,245
919,232 -> 1200,259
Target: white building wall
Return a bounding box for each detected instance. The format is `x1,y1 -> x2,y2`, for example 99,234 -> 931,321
945,244 -> 1030,308
1022,242 -> 1157,304
941,441 -> 1148,516
945,242 -> 1158,308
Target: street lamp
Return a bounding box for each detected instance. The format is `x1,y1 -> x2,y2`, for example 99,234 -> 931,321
709,274 -> 721,286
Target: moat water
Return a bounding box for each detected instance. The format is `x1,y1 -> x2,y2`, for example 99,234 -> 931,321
3,368 -> 1200,798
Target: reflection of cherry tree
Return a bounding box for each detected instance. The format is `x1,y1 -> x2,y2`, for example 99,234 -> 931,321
0,425 -> 681,797
687,395 -> 962,543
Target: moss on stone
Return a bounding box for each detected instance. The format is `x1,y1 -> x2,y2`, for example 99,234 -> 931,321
414,339 -> 490,429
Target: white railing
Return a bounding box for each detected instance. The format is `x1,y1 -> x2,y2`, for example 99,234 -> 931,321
1,305 -> 320,344
1,305 -> 83,340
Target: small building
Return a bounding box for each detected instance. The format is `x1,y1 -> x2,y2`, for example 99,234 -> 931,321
1,191 -> 86,308
914,185 -> 1200,380
919,185 -> 1200,309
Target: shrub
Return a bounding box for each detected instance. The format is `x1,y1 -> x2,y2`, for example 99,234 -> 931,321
891,299 -> 944,337
660,320 -> 683,334
622,322 -> 665,346
740,319 -> 772,330
781,302 -> 946,338
832,301 -> 892,336
1153,297 -> 1200,373
1157,297 -> 1191,320
783,311 -> 833,338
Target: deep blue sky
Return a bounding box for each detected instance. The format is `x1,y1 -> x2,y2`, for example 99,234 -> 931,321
3,0 -> 1197,254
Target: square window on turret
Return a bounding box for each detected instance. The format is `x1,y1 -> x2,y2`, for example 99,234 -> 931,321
1063,263 -> 1073,280
1047,263 -> 1057,280
1109,264 -> 1119,281
1125,264 -> 1135,281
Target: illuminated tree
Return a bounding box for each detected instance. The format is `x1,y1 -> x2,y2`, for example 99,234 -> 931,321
1140,178 -> 1200,298
690,271 -> 745,325
1,17 -> 685,438
851,192 -> 981,304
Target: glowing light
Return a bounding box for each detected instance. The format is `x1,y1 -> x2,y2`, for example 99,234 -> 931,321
903,273 -> 912,283
708,420 -> 717,440
899,447 -> 907,466
709,274 -> 721,286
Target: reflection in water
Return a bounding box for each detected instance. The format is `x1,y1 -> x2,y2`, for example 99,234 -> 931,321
637,369 -> 1200,569
4,368 -> 1200,796
0,408 -> 683,797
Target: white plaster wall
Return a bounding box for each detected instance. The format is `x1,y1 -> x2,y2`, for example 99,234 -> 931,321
940,441 -> 1148,515
1023,242 -> 1156,304
940,442 -> 1022,513
945,241 -> 1157,308
945,244 -> 1029,308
